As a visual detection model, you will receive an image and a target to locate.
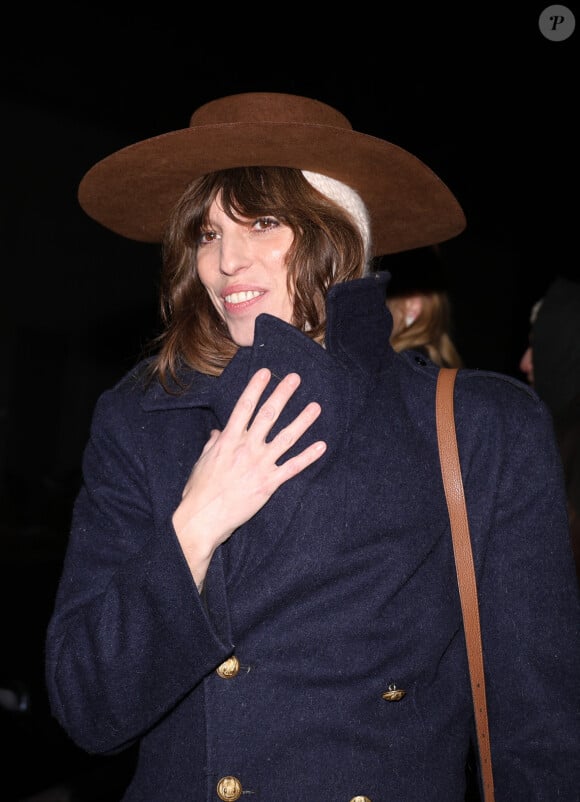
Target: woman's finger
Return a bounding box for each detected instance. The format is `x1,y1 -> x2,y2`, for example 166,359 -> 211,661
274,438 -> 327,485
225,369 -> 302,439
200,429 -> 220,455
223,368 -> 273,435
248,372 -> 302,439
267,401 -> 323,461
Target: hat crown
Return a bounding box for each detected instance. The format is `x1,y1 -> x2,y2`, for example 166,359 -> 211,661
189,92 -> 353,130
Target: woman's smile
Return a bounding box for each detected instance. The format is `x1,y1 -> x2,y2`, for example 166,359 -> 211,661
222,287 -> 266,312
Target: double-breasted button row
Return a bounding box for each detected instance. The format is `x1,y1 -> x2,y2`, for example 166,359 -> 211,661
214,660 -> 396,800
215,657 -> 242,800
216,781 -> 371,802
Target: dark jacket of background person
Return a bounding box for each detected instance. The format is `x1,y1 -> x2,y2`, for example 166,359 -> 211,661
45,274 -> 580,801
529,275 -> 580,581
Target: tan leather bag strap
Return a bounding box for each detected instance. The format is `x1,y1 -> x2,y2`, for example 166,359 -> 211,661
436,367 -> 495,801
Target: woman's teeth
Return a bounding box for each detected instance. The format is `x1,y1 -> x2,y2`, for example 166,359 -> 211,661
225,291 -> 263,304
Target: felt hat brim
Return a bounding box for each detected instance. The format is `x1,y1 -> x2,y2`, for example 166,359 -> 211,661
78,92 -> 466,256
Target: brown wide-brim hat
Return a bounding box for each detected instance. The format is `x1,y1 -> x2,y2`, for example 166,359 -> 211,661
78,92 -> 466,256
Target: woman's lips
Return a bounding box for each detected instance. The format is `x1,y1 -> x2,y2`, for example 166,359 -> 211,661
222,289 -> 265,313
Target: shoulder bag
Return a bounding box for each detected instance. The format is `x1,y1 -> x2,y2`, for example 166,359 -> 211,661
436,367 -> 495,802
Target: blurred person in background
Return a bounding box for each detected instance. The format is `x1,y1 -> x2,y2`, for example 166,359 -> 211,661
377,246 -> 464,368
520,274 -> 580,582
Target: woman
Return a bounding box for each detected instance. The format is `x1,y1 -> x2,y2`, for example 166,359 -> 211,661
388,289 -> 463,366
382,246 -> 463,368
45,92 -> 580,801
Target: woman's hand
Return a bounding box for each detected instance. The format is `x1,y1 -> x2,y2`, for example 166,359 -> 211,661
172,368 -> 326,590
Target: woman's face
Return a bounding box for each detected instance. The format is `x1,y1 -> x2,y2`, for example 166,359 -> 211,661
387,294 -> 424,335
197,195 -> 295,346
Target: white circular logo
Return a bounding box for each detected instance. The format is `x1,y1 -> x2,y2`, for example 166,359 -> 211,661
539,5 -> 576,40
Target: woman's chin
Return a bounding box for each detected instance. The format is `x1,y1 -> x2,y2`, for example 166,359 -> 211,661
227,324 -> 256,348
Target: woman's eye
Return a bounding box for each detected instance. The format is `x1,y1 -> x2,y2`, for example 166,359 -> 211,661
253,217 -> 279,231
198,230 -> 217,245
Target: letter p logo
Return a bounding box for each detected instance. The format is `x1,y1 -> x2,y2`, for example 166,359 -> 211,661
539,5 -> 576,40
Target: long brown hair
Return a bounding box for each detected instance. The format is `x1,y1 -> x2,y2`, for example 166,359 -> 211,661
147,167 -> 366,387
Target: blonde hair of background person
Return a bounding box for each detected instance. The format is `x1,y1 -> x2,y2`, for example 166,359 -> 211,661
379,245 -> 464,368
388,289 -> 463,368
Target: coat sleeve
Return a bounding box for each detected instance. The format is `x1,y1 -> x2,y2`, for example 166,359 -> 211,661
45,380 -> 232,755
458,373 -> 580,797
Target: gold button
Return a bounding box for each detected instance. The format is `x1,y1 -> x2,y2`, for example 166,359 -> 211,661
381,683 -> 406,702
216,775 -> 243,801
216,656 -> 240,679
350,796 -> 372,802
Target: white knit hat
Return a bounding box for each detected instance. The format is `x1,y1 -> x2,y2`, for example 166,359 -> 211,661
302,170 -> 372,272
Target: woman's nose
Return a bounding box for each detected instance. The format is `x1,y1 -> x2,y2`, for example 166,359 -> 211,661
219,231 -> 252,276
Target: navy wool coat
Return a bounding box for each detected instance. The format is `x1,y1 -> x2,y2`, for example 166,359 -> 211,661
46,274 -> 580,801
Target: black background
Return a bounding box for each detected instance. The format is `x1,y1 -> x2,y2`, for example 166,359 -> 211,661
0,6 -> 577,799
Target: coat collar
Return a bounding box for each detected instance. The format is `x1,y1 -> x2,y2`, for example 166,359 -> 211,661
141,272 -> 393,415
